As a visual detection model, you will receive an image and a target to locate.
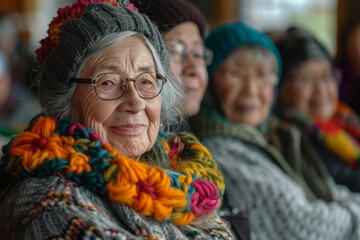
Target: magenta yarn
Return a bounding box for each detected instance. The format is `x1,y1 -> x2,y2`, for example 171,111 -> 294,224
190,179 -> 219,218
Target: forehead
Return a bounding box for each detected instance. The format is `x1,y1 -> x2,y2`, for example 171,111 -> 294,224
86,37 -> 155,72
163,22 -> 202,47
295,58 -> 332,72
223,46 -> 276,70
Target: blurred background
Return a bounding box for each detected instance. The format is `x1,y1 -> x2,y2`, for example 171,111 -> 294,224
0,0 -> 357,143
1,0 -> 353,57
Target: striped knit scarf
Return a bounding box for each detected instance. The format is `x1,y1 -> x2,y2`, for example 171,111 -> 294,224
0,115 -> 225,226
278,101 -> 360,168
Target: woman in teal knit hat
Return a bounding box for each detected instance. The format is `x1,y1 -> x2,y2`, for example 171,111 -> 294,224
189,21 -> 360,239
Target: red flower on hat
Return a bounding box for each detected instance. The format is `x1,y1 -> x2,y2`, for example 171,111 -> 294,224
35,0 -> 119,65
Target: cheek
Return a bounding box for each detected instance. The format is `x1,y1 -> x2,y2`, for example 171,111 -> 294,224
329,84 -> 339,103
199,67 -> 208,92
287,84 -> 312,111
327,85 -> 339,115
217,83 -> 235,106
169,56 -> 182,77
261,88 -> 274,112
146,97 -> 161,142
71,87 -> 115,132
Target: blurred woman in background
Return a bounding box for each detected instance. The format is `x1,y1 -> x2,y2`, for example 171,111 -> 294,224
189,21 -> 360,240
276,27 -> 360,192
132,0 -> 212,120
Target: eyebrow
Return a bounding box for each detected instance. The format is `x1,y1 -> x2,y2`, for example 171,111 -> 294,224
138,65 -> 156,72
170,39 -> 204,47
97,64 -> 122,73
96,64 -> 156,74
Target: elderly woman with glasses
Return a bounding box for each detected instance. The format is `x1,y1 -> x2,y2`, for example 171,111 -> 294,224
189,21 -> 360,239
0,1 -> 232,239
132,0 -> 212,120
275,27 -> 360,193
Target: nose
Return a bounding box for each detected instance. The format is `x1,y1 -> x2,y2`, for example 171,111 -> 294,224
182,54 -> 199,79
312,78 -> 328,94
182,51 -> 198,68
118,81 -> 145,113
239,76 -> 258,94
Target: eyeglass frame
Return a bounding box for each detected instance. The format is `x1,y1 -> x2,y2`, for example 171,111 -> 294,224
222,68 -> 279,88
290,74 -> 339,89
166,42 -> 213,66
71,71 -> 167,100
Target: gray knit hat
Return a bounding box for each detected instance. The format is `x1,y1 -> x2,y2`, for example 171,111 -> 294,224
33,1 -> 168,116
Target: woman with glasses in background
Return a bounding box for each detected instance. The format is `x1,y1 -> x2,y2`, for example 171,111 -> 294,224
276,27 -> 360,193
0,1 -> 232,239
189,21 -> 360,240
132,0 -> 212,122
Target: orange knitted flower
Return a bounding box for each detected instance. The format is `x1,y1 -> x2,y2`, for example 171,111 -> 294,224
103,144 -> 187,222
9,116 -> 73,173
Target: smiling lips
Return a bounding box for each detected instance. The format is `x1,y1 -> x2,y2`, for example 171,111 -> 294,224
185,87 -> 198,95
111,124 -> 146,135
236,104 -> 258,113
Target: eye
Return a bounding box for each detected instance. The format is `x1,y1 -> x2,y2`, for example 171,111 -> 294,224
100,80 -> 113,86
167,47 -> 178,55
96,74 -> 122,89
298,77 -> 313,84
139,78 -> 155,86
256,71 -> 267,79
136,72 -> 158,90
228,71 -> 240,79
192,51 -> 204,59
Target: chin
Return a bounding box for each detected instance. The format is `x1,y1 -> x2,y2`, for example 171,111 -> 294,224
184,103 -> 200,117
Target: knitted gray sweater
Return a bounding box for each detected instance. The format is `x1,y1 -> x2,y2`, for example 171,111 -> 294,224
0,176 -> 232,239
203,134 -> 360,240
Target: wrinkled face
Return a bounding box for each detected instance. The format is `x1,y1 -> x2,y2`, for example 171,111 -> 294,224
213,49 -> 275,127
163,22 -> 208,117
70,37 -> 161,160
278,59 -> 338,121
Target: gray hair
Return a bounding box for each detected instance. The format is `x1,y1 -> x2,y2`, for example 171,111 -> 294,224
234,45 -> 278,74
40,31 -> 185,129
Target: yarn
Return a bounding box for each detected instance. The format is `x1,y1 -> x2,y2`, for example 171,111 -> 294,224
35,0 -> 119,64
279,101 -> 360,169
0,115 -> 224,226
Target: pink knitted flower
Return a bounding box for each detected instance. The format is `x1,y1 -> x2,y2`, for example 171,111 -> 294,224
124,3 -> 138,12
190,179 -> 219,218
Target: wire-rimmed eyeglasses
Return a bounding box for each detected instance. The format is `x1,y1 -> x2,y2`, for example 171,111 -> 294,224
166,42 -> 213,66
71,72 -> 167,100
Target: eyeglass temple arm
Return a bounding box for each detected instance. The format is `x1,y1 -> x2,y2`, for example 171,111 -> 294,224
71,78 -> 93,84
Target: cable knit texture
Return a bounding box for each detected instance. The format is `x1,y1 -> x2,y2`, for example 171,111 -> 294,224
189,106 -> 360,240
0,115 -> 232,240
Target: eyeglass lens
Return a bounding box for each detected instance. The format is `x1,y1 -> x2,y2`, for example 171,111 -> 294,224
94,72 -> 163,100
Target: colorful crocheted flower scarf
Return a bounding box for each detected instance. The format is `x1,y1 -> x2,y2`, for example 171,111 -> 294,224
0,115 -> 225,226
278,101 -> 360,168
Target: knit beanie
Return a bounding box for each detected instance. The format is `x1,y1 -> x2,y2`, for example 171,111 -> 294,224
275,27 -> 332,83
206,21 -> 281,80
33,0 -> 168,116
130,0 -> 206,39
